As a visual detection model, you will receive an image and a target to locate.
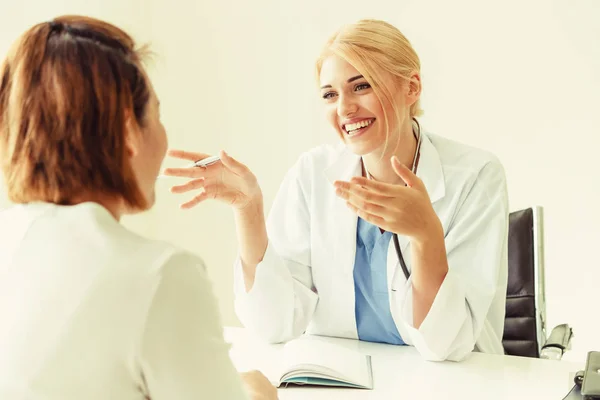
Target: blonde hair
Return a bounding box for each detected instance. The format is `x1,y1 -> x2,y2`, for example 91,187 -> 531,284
316,19 -> 423,147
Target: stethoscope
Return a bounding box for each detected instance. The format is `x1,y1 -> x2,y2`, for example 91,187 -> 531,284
363,118 -> 422,280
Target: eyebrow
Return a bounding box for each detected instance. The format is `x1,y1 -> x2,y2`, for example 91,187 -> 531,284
320,75 -> 364,89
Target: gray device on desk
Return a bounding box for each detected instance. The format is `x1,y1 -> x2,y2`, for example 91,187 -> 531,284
563,351 -> 600,399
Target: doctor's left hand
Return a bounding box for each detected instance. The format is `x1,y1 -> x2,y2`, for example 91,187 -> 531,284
334,156 -> 443,243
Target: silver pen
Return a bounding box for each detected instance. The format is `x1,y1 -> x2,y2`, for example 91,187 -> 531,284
185,155 -> 221,168
158,155 -> 221,179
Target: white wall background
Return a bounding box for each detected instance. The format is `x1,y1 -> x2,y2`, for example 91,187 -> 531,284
1,0 -> 598,362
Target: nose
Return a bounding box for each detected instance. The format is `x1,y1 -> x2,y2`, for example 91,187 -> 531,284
337,93 -> 358,118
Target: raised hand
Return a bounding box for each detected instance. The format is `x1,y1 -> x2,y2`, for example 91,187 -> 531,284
163,149 -> 262,210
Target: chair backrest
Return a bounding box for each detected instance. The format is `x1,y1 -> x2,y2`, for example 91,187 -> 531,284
502,206 -> 547,358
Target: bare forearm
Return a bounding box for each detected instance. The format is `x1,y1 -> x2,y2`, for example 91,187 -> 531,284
410,224 -> 449,329
233,197 -> 268,292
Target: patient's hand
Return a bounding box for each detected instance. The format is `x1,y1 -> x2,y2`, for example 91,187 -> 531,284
164,149 -> 262,210
240,370 -> 278,400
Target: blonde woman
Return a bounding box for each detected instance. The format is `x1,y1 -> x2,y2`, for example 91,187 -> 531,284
165,19 -> 509,362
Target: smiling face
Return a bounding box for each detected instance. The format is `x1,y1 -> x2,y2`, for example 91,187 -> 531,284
319,54 -> 413,156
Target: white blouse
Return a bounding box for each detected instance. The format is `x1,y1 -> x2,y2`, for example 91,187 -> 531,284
0,202 -> 247,400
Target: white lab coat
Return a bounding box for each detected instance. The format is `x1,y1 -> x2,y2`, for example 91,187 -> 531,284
234,130 -> 509,362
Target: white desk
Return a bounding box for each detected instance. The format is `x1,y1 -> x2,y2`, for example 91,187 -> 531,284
225,327 -> 583,400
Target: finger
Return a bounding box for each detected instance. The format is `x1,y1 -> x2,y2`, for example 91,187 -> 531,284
162,166 -> 214,179
345,195 -> 389,218
167,149 -> 211,162
219,150 -> 250,177
334,181 -> 393,206
170,178 -> 205,194
346,201 -> 386,226
391,156 -> 424,189
340,187 -> 395,220
179,182 -> 221,209
180,192 -> 209,209
346,177 -> 400,195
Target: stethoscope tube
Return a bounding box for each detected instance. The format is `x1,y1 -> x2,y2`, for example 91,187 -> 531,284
393,233 -> 411,280
393,118 -> 422,281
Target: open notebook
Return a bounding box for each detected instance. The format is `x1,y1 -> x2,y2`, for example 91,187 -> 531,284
274,338 -> 373,389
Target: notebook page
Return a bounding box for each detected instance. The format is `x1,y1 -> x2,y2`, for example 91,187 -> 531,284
281,338 -> 372,386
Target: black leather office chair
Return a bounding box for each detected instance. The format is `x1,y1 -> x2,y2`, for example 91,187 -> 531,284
503,206 -> 573,359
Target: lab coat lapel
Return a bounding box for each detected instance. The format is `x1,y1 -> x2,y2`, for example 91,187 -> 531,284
323,147 -> 362,280
417,132 -> 445,204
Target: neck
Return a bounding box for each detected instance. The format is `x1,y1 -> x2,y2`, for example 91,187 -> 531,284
69,193 -> 124,221
362,119 -> 418,184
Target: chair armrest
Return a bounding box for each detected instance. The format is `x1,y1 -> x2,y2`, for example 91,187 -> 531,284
540,323 -> 574,360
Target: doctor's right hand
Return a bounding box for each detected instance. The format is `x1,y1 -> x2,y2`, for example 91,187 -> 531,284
163,149 -> 263,210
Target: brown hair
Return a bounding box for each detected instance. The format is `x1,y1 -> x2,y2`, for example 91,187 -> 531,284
0,15 -> 150,209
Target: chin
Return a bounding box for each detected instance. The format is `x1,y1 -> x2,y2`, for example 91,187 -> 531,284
144,191 -> 156,210
344,140 -> 382,157
339,126 -> 386,156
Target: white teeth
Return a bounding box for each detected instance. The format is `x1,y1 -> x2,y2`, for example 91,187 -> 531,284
344,119 -> 373,132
